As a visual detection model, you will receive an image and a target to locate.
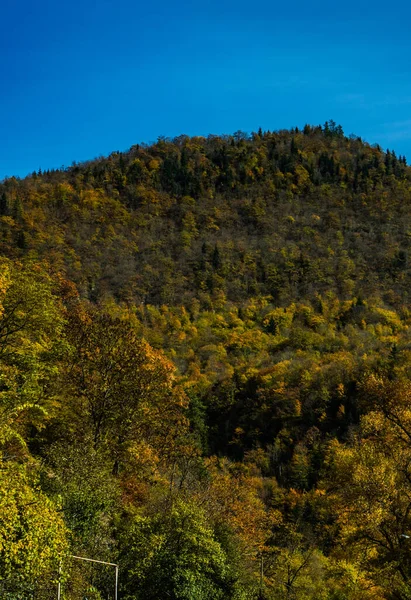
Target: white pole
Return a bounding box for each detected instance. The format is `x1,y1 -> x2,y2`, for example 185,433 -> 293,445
115,565 -> 119,600
57,560 -> 61,600
70,555 -> 118,568
260,553 -> 264,597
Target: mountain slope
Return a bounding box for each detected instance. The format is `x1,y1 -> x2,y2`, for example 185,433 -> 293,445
3,124 -> 411,599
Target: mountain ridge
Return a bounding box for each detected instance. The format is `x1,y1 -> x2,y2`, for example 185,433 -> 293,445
1,122 -> 411,308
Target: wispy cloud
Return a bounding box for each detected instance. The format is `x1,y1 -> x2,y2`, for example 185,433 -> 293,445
336,92 -> 411,109
373,120 -> 411,142
374,96 -> 411,107
382,119 -> 411,129
336,93 -> 366,104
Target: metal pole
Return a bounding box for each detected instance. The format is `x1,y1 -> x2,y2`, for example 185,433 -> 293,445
70,555 -> 118,567
115,565 -> 119,600
259,553 -> 264,598
57,560 -> 61,600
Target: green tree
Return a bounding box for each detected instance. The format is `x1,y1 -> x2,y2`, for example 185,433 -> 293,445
0,461 -> 68,598
0,259 -> 66,451
119,498 -> 241,600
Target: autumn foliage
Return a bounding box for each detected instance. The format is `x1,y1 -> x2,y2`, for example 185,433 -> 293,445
2,124 -> 411,598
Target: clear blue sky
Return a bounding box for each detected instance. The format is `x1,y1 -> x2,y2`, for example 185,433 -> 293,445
2,0 -> 411,179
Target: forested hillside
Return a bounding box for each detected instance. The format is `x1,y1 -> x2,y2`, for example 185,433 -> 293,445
3,122 -> 411,599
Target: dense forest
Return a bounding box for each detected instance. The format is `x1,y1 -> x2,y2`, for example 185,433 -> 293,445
3,122 -> 411,599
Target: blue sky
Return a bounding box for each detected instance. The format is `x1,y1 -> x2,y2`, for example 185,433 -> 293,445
2,0 -> 411,179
